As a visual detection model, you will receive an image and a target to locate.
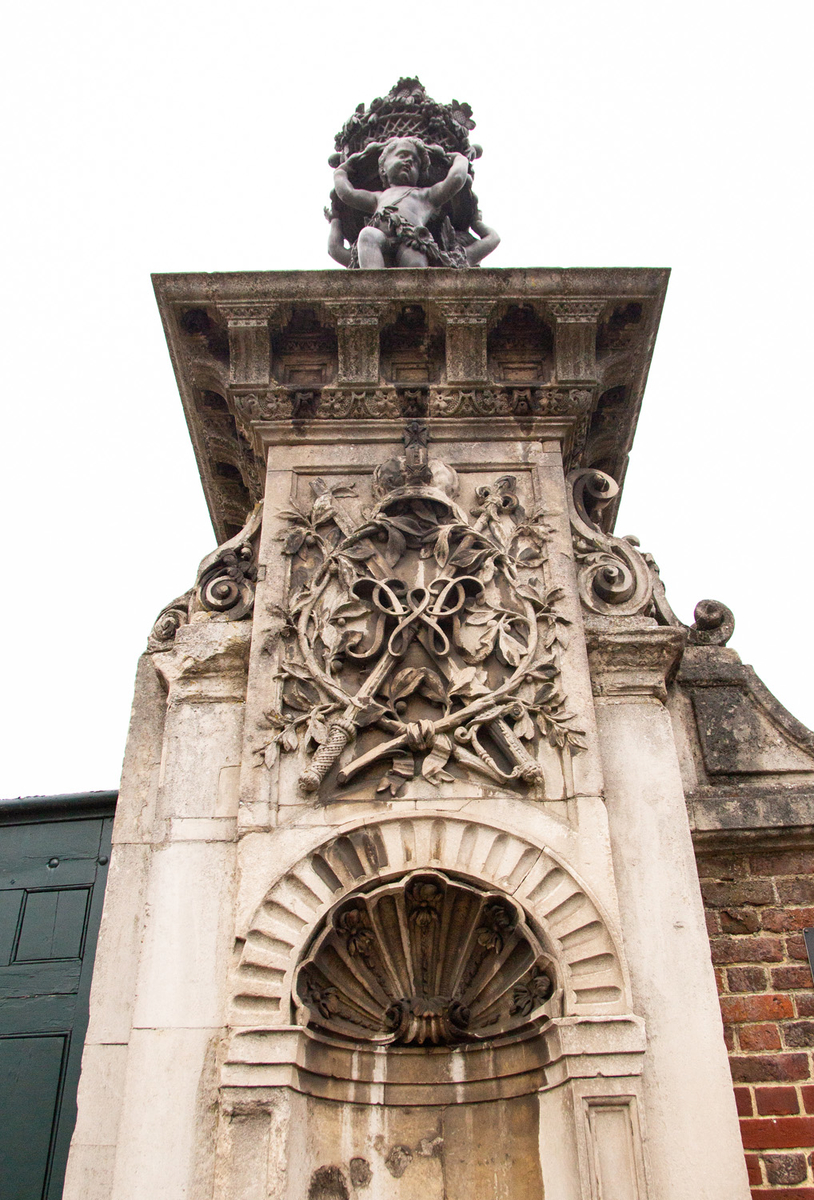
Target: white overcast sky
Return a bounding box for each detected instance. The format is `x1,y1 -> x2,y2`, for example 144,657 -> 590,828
2,0 -> 812,798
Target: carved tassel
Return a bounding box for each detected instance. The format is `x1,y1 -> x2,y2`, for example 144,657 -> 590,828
299,718 -> 357,793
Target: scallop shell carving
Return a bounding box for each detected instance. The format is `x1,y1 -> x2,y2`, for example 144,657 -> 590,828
293,870 -> 559,1045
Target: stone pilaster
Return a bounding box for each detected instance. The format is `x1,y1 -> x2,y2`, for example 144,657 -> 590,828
223,303 -> 272,386
588,625 -> 752,1200
326,300 -> 382,383
549,299 -> 604,383
437,300 -> 493,383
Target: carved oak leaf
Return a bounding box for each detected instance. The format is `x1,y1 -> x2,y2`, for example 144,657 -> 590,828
310,494 -> 337,527
286,680 -> 321,712
445,661 -> 491,699
280,724 -> 300,753
513,707 -> 536,741
317,620 -> 337,653
330,600 -> 370,621
387,667 -> 448,708
385,514 -> 429,539
515,580 -> 546,609
448,544 -> 489,570
463,607 -> 497,626
355,700 -> 387,727
384,525 -> 407,568
282,529 -> 308,556
417,670 -> 448,706
306,711 -> 330,748
496,622 -> 527,668
340,543 -> 377,562
388,667 -> 425,704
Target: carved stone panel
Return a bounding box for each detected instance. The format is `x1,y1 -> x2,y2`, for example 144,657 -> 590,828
257,424 -> 586,801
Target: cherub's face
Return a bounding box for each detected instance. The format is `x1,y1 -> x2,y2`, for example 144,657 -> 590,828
382,139 -> 420,186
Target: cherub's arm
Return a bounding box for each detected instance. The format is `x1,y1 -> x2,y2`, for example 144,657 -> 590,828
327,217 -> 352,266
465,215 -> 500,265
333,148 -> 380,215
426,148 -> 471,208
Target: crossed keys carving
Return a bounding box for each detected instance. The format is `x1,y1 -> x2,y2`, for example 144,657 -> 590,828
299,573 -> 544,793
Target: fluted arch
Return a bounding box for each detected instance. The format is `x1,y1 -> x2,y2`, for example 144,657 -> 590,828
231,815 -> 629,1028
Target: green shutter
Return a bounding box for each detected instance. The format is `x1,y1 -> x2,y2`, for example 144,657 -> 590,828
0,797 -> 115,1199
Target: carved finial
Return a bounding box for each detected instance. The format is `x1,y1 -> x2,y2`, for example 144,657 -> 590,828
689,600 -> 735,646
402,420 -> 432,485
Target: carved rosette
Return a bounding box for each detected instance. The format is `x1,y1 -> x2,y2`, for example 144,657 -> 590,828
262,427 -> 586,796
294,870 -> 558,1046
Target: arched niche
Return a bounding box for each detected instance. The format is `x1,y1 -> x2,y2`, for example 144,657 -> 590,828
218,818 -> 646,1200
230,814 -> 629,1039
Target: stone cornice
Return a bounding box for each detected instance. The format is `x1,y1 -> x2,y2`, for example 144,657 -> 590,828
153,267 -> 668,543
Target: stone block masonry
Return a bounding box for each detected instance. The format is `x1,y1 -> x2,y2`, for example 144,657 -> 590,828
698,846 -> 814,1196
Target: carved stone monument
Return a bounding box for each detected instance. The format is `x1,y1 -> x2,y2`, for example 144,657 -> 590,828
64,82 -> 754,1200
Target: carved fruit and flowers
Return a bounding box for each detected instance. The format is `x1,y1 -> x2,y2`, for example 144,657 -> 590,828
259,431 -> 585,796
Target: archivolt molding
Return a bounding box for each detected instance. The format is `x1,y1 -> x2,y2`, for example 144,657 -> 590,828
230,814 -> 629,1030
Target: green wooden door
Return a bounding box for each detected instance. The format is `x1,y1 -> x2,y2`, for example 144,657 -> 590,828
0,798 -> 114,1200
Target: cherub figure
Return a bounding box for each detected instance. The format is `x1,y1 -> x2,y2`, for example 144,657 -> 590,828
333,136 -> 475,268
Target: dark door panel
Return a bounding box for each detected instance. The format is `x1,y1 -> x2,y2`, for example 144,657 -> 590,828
0,1035 -> 68,1200
0,795 -> 115,1200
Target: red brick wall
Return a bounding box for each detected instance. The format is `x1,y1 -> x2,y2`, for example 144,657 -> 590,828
697,846 -> 814,1197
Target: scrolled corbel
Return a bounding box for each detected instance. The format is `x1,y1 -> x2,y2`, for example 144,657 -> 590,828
567,468 -> 653,618
147,592 -> 192,652
192,503 -> 263,623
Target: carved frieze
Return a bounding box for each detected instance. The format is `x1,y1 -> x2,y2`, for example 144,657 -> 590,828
230,384 -> 593,427
294,869 -> 558,1045
261,425 -> 585,797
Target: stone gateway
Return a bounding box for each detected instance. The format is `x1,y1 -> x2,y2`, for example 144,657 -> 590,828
63,79 -> 814,1200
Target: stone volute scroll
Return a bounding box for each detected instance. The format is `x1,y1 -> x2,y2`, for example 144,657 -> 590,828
260,423 -> 587,798
147,502 -> 262,652
567,468 -> 654,618
326,77 -> 500,269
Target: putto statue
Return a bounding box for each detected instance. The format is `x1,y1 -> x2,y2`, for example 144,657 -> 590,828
326,78 -> 499,269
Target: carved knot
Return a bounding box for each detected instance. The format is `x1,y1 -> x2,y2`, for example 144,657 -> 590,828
405,720 -> 437,752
